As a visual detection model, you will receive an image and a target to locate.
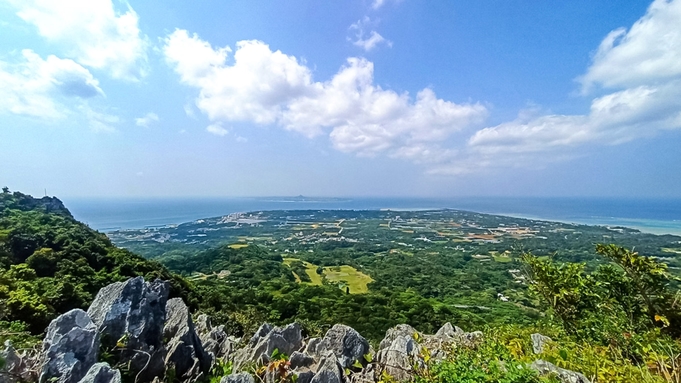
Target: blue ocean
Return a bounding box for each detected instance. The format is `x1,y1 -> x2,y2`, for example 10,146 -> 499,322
63,197 -> 681,236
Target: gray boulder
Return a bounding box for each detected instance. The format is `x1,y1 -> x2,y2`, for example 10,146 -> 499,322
433,323 -> 464,340
293,369 -> 315,383
1,340 -> 38,383
378,324 -> 419,351
376,325 -> 421,382
87,277 -> 169,350
289,351 -> 315,370
219,372 -> 255,383
76,363 -> 121,383
233,323 -> 303,370
39,309 -> 99,383
87,277 -> 169,382
310,352 -> 344,383
196,315 -> 238,360
303,338 -> 322,356
531,333 -> 552,354
315,325 -> 369,369
530,360 -> 590,383
163,298 -> 212,382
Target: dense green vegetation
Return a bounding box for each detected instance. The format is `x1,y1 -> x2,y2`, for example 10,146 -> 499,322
3,189 -> 681,382
0,189 -> 194,337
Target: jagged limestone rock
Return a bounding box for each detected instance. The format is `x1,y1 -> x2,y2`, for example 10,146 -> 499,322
531,333 -> 552,354
76,363 -> 121,383
293,369 -> 315,383
87,277 -> 169,350
219,372 -> 255,383
376,326 -> 421,382
233,323 -> 303,370
530,360 -> 591,383
315,324 -> 369,369
289,351 -> 315,370
195,314 -> 238,360
39,309 -> 99,383
304,338 -> 322,356
87,277 -> 169,382
163,298 -> 212,382
310,352 -> 344,383
433,323 -> 464,340
1,340 -> 38,383
377,324 -> 420,351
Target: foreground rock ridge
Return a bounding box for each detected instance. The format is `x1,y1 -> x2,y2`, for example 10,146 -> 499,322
0,277 -> 590,383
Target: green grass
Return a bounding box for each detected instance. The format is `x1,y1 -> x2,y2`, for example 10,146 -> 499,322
283,258 -> 372,293
324,265 -> 374,294
493,255 -> 514,263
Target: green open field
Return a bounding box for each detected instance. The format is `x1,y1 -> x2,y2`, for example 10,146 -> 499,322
283,258 -> 373,293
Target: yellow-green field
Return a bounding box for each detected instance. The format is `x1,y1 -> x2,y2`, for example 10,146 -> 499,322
228,243 -> 249,249
283,258 -> 373,293
324,265 -> 374,294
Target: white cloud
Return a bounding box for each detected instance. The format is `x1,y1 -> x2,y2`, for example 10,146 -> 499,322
348,17 -> 391,52
371,0 -> 401,10
579,0 -> 681,92
438,0 -> 681,175
0,49 -> 103,119
135,112 -> 159,127
206,124 -> 229,136
10,0 -> 148,80
164,30 -> 487,161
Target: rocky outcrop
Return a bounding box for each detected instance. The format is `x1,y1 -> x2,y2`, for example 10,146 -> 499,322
376,325 -> 421,382
530,360 -> 591,383
39,309 -> 100,383
531,333 -> 552,354
219,372 -> 255,383
163,298 -> 212,382
76,363 -> 121,383
313,324 -> 370,369
195,315 -> 237,360
1,340 -> 38,383
433,322 -> 463,340
233,323 -> 303,370
11,277 -> 603,383
310,352 -> 344,383
87,277 -> 169,350
87,277 -> 169,382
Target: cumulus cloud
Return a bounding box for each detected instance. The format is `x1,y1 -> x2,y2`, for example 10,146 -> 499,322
437,0 -> 681,175
9,0 -> 148,80
135,112 -> 159,127
164,29 -> 487,161
206,124 -> 229,136
348,17 -> 391,51
0,49 -> 103,119
579,0 -> 681,92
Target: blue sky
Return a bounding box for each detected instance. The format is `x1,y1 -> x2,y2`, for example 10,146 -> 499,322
1,0 -> 680,198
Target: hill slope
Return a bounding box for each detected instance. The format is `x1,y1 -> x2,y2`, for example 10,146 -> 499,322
0,189 -> 194,333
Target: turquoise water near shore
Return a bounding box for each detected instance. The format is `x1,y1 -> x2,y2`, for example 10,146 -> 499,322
63,196 -> 681,236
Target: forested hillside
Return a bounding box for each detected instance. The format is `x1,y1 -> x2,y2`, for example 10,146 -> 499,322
0,189 -> 194,335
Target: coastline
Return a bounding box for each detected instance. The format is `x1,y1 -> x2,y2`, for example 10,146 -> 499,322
64,197 -> 681,237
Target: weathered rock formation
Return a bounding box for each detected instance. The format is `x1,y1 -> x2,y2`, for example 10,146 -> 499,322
531,360 -> 591,383
163,298 -> 212,382
39,309 -> 99,383
8,278 -> 595,383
